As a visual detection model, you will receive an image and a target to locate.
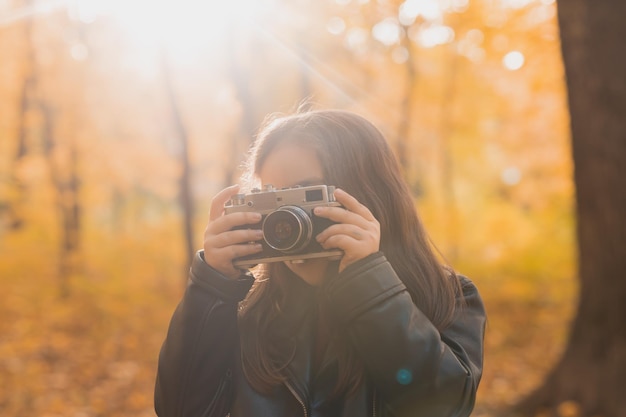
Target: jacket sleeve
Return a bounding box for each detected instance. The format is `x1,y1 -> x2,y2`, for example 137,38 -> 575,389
322,252 -> 486,417
154,251 -> 254,417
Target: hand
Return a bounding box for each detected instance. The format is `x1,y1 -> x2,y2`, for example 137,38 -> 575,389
313,188 -> 380,273
203,185 -> 264,279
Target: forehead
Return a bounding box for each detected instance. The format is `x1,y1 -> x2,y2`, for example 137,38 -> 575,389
257,143 -> 324,189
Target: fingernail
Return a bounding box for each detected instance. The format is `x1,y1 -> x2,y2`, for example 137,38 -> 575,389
314,207 -> 324,214
252,213 -> 262,221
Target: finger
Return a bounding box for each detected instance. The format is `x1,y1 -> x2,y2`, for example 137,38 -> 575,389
206,211 -> 262,236
228,242 -> 264,261
317,227 -> 379,252
314,205 -> 372,230
316,223 -> 369,243
332,188 -> 376,221
318,234 -> 357,250
204,243 -> 264,277
318,234 -> 378,261
208,228 -> 264,249
209,243 -> 264,262
209,184 -> 241,221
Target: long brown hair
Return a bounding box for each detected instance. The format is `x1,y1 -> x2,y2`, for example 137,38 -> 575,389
238,109 -> 461,395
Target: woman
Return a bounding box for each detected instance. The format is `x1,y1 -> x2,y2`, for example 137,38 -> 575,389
155,109 -> 486,417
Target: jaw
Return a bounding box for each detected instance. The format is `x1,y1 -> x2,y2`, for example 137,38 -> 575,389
283,258 -> 331,286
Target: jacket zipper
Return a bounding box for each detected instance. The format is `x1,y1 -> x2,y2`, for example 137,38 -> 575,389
285,381 -> 308,417
284,381 -> 376,417
372,389 -> 377,417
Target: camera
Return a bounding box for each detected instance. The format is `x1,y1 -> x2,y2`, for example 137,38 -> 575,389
224,184 -> 343,268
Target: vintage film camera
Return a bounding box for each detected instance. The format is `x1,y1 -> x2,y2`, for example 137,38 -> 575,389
224,184 -> 344,268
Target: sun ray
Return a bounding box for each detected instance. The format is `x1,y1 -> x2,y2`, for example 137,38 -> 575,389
0,0 -> 65,27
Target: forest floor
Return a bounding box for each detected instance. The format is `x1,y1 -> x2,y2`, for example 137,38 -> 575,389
0,234 -> 577,417
472,269 -> 576,417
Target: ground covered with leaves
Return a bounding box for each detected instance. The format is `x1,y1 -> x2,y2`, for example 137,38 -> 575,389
0,225 -> 576,417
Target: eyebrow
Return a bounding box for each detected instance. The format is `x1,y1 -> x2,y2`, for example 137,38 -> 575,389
288,177 -> 325,188
260,177 -> 326,189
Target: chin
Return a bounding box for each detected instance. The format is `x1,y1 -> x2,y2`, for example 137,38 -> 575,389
284,258 -> 330,286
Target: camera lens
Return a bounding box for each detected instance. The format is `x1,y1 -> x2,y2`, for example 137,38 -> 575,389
272,219 -> 294,240
262,206 -> 313,253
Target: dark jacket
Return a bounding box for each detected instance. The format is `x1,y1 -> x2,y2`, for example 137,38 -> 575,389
155,251 -> 486,417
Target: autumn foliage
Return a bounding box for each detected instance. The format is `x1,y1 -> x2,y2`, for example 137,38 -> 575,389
0,0 -> 576,416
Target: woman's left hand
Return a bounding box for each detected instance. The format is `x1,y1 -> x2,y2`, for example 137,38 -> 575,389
314,188 -> 380,273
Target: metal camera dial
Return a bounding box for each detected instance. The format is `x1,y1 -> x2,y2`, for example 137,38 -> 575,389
231,194 -> 245,206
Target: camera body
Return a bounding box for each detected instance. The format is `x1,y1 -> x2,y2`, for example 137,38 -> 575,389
224,184 -> 343,268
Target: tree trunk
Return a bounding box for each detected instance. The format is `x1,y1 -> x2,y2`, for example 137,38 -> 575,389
160,52 -> 195,274
4,0 -> 37,231
41,102 -> 82,298
438,45 -> 460,262
397,28 -> 417,175
226,33 -> 258,187
515,1 -> 626,416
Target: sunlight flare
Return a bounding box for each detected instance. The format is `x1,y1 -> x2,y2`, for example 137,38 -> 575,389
66,0 -> 275,64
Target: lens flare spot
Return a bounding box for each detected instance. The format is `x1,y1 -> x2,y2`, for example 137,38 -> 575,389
396,368 -> 413,385
503,50 -> 525,70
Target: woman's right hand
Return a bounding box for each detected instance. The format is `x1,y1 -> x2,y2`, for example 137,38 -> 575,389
203,185 -> 264,280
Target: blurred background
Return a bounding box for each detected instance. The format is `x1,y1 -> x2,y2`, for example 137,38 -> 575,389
0,0 -> 578,416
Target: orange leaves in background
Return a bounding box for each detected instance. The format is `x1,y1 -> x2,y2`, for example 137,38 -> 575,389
0,0 -> 574,416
